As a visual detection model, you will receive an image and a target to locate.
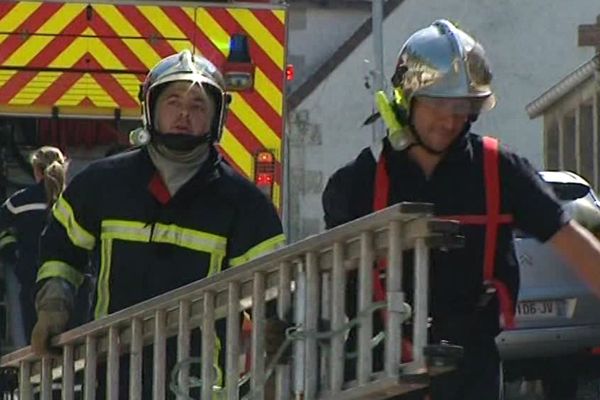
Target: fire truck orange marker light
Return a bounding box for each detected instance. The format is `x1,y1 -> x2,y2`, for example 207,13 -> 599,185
256,151 -> 273,163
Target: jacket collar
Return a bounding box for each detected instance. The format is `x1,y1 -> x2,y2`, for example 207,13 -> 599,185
140,146 -> 222,205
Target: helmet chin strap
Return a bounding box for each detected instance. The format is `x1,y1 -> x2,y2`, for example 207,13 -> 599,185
407,116 -> 472,156
151,130 -> 212,152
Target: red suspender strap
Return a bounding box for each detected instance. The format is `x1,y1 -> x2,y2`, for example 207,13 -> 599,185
482,136 -> 500,281
373,152 -> 389,212
372,152 -> 413,360
482,136 -> 515,329
372,153 -> 390,319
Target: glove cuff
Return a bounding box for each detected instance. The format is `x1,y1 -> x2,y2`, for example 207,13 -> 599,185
35,278 -> 75,313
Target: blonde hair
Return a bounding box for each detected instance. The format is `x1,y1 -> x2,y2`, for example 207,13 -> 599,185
31,146 -> 67,206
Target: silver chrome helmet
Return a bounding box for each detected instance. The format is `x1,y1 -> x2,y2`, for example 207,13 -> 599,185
140,49 -> 229,143
391,19 -> 495,115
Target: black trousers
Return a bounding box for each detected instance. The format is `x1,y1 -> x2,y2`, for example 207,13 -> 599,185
95,325 -> 237,399
19,288 -> 36,344
395,336 -> 500,400
96,336 -> 205,399
430,337 -> 499,400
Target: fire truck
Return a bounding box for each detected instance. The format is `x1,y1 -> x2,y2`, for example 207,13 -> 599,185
0,0 -> 287,204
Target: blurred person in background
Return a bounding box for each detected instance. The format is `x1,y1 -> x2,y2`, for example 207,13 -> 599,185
0,146 -> 67,344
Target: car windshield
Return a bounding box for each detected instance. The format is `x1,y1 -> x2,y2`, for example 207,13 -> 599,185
549,182 -> 590,202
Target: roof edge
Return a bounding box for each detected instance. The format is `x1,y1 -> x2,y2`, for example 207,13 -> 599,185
287,0 -> 404,110
525,54 -> 600,119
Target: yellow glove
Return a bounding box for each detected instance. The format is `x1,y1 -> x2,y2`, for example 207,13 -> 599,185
31,309 -> 69,357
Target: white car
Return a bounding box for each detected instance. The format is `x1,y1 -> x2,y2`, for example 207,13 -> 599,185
497,171 -> 600,398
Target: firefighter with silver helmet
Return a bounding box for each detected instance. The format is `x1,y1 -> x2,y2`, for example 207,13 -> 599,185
131,49 -> 230,151
323,20 -> 600,399
31,50 -> 285,397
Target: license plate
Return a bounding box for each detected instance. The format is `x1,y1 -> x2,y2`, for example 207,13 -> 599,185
516,300 -> 564,318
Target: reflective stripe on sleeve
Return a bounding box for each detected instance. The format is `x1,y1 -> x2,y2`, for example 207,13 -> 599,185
53,196 -> 96,250
37,260 -> 85,288
229,233 -> 286,268
0,232 -> 16,249
4,199 -> 48,215
5,199 -> 47,215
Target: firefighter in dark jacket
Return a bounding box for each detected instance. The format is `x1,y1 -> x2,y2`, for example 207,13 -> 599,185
0,146 -> 67,344
31,50 -> 285,397
323,20 -> 600,400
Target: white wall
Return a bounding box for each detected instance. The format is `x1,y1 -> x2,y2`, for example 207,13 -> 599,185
287,5 -> 370,91
288,0 -> 599,240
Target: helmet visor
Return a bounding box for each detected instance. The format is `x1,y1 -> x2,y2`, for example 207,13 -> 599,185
416,95 -> 495,116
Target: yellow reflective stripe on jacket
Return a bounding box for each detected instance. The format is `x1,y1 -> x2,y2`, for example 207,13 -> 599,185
214,336 -> 223,391
37,260 -> 85,288
209,253 -> 225,278
101,220 -> 227,254
94,237 -> 113,319
229,233 -> 286,268
153,224 -> 227,254
53,196 -> 95,250
100,220 -> 149,242
94,220 -> 228,319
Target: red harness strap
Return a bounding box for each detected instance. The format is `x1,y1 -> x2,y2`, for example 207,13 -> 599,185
481,136 -> 515,328
372,155 -> 391,324
373,153 -> 390,211
372,136 -> 516,338
372,152 -> 414,361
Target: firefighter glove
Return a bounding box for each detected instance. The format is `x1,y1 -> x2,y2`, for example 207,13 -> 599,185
31,278 -> 74,356
31,309 -> 69,357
